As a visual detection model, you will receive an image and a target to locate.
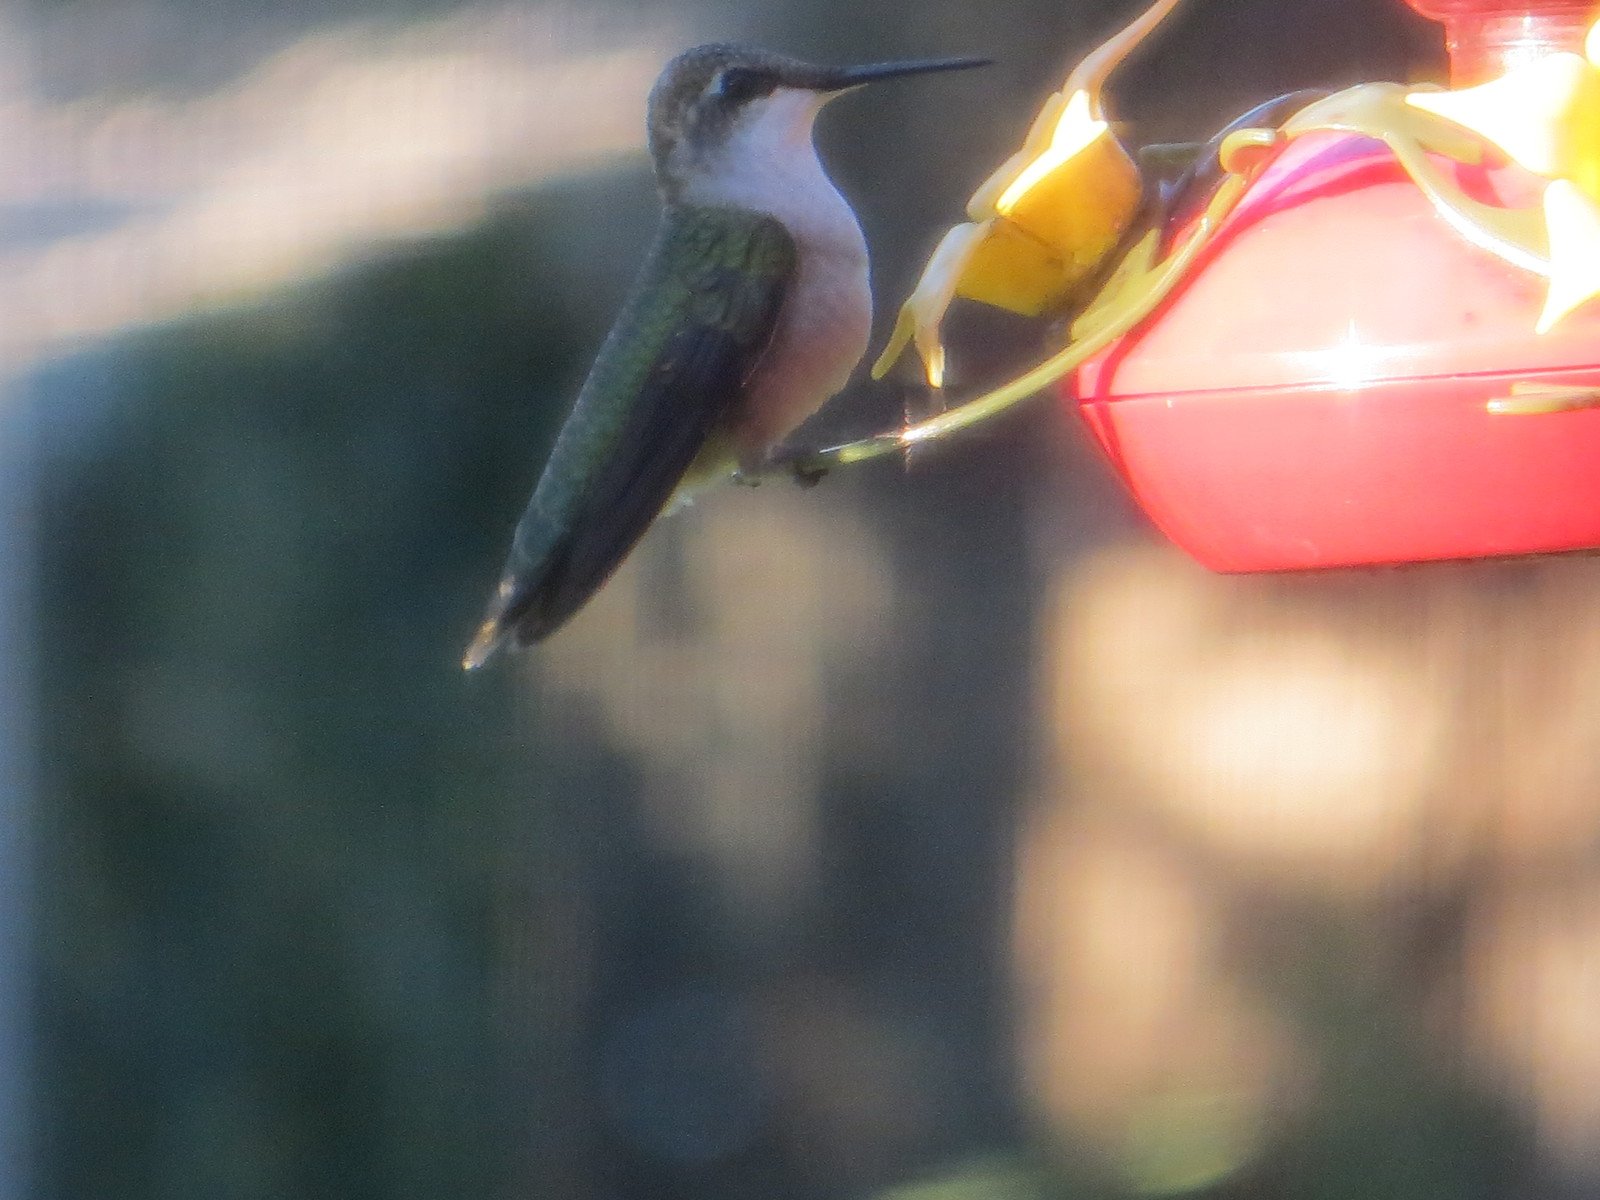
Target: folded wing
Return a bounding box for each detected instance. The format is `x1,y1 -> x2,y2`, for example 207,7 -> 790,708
463,205 -> 796,667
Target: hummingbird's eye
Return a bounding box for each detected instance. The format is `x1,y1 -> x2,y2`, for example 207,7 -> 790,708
714,67 -> 775,104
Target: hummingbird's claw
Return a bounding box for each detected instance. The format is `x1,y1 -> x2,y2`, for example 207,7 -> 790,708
751,444 -> 830,486
790,462 -> 828,488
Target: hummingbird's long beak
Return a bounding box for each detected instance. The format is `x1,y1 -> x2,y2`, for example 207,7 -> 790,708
811,55 -> 991,92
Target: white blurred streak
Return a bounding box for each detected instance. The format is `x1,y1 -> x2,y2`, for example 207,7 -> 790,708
0,5 -> 678,369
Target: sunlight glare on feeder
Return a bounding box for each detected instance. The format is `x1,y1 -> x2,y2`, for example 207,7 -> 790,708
1406,18 -> 1600,331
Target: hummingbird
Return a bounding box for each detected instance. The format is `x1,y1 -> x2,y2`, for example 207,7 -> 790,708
462,43 -> 987,669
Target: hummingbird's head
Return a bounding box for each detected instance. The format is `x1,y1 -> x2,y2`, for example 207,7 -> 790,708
646,44 -> 988,202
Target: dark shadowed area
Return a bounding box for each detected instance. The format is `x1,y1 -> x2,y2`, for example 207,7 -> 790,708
13,2 -> 1600,1199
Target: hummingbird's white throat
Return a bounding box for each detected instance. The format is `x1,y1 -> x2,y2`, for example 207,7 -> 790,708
680,87 -> 843,229
680,85 -> 873,467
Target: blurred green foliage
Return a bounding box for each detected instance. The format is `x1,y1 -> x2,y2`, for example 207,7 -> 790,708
32,187 -> 623,1199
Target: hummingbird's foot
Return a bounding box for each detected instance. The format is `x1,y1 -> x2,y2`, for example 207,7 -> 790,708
756,445 -> 829,487
903,382 -> 948,425
790,461 -> 828,488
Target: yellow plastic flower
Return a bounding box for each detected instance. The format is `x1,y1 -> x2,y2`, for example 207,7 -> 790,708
873,0 -> 1184,386
1406,18 -> 1600,332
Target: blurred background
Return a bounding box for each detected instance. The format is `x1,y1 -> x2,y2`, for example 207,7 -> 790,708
13,0 -> 1600,1197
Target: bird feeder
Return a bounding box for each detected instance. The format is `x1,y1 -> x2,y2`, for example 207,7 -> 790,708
1074,0 -> 1600,572
827,0 -> 1600,575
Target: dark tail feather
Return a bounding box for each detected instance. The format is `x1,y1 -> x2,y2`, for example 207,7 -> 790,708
461,577 -> 520,670
461,627 -> 503,671
459,543 -> 598,670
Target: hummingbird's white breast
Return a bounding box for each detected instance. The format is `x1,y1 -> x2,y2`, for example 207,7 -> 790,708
680,87 -> 872,468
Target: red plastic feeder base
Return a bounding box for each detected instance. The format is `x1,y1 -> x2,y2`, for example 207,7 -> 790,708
1072,129 -> 1600,573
